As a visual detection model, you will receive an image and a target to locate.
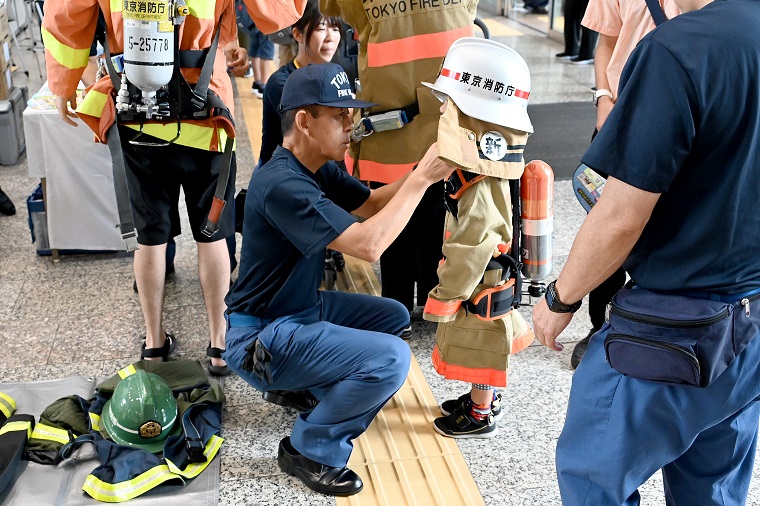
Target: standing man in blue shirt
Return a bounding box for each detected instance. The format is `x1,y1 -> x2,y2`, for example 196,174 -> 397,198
224,63 -> 455,497
532,0 -> 760,503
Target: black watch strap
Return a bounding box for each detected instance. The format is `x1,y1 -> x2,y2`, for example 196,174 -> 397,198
545,281 -> 582,313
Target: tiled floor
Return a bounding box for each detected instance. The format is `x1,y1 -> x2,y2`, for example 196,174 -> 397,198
3,13 -> 760,506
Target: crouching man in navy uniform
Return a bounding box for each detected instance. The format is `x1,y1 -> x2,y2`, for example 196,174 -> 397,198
224,63 -> 455,496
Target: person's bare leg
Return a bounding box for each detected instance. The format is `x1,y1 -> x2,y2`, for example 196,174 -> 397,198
198,240 -> 230,367
470,387 -> 494,406
252,56 -> 262,83
257,58 -> 272,85
135,244 -> 168,360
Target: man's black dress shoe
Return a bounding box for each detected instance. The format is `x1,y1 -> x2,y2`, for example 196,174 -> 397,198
277,437 -> 363,496
262,390 -> 318,412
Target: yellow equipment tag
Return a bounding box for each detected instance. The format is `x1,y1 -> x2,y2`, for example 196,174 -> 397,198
157,20 -> 174,33
122,0 -> 169,22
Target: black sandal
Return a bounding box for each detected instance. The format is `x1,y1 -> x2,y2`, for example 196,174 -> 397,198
207,344 -> 232,376
140,332 -> 177,361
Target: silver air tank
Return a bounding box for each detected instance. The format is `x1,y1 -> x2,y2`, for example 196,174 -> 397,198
118,0 -> 188,118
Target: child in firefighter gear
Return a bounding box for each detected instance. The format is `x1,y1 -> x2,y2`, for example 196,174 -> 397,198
422,38 -> 536,439
23,361 -> 225,502
42,1 -> 306,373
224,63 -> 456,496
319,0 -> 478,329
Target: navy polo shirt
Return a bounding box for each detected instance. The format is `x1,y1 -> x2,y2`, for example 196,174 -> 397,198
582,0 -> 760,294
259,61 -> 296,164
226,146 -> 371,318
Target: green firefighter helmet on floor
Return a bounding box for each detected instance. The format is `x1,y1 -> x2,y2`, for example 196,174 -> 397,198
102,370 -> 178,453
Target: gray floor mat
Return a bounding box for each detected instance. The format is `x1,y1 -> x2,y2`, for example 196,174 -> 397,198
0,376 -> 220,506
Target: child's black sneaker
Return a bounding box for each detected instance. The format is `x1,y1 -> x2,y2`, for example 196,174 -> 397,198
440,392 -> 503,421
433,402 -> 497,439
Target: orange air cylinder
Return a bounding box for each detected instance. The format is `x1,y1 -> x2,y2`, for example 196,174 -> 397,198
520,160 -> 554,290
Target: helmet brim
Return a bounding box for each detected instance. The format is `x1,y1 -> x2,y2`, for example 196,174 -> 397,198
422,81 -> 534,134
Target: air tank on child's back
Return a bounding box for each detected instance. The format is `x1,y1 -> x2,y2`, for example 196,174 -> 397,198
520,160 -> 554,297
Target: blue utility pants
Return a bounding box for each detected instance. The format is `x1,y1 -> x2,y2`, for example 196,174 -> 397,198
224,290 -> 411,468
557,319 -> 760,505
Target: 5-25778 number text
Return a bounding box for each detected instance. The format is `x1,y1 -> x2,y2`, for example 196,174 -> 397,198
127,36 -> 169,52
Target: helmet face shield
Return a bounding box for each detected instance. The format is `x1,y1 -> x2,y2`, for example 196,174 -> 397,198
430,89 -> 449,103
422,37 -> 533,133
102,370 -> 179,453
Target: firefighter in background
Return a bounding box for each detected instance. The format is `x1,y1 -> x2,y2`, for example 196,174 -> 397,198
422,39 -> 537,438
42,0 -> 306,372
319,0 -> 478,335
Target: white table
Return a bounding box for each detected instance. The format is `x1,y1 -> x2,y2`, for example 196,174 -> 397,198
23,85 -> 126,252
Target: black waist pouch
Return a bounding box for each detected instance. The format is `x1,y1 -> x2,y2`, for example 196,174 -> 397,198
604,287 -> 760,387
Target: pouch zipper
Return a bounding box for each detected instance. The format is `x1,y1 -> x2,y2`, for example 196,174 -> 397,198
605,334 -> 701,374
605,292 -> 760,327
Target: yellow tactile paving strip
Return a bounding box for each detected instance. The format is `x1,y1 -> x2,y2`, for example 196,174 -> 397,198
337,255 -> 382,297
342,355 -> 485,506
337,259 -> 484,506
236,76 -> 484,506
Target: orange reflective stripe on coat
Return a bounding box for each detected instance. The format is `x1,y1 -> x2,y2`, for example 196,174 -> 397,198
511,327 -> 535,355
424,298 -> 462,317
366,25 -> 473,68
346,153 -> 417,184
432,345 -> 507,387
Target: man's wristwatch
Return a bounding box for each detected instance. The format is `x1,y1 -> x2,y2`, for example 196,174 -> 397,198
593,88 -> 614,107
545,281 -> 582,313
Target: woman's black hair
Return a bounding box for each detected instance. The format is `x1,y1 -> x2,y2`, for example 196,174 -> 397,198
292,0 -> 342,48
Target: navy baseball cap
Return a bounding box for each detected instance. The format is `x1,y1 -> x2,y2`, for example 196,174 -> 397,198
279,63 -> 376,112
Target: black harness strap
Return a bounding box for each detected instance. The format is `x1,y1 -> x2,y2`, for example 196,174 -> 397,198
201,136 -> 235,238
509,178 -> 521,265
190,20 -> 222,111
103,37 -> 121,90
105,123 -> 139,251
443,169 -> 486,219
178,50 -> 205,68
103,38 -> 138,250
400,101 -> 420,123
181,404 -> 208,463
465,253 -> 523,319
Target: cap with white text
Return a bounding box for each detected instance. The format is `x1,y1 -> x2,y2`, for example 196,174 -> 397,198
279,63 -> 376,112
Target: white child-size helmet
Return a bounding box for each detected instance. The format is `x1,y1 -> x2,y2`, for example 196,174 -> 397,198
423,37 -> 533,133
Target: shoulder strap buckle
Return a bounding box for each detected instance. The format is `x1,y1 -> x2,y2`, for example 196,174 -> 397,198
185,437 -> 207,463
